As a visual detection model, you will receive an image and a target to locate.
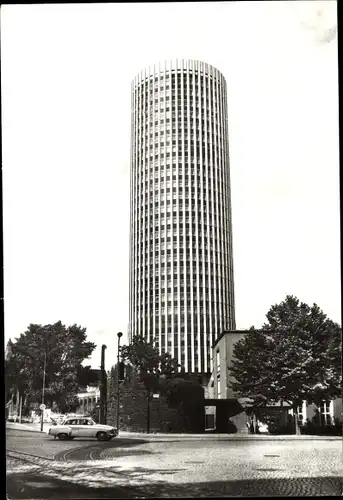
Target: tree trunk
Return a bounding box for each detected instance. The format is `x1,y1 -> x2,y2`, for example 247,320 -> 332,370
19,396 -> 22,423
16,389 -> 20,417
253,412 -> 258,434
281,400 -> 290,426
294,406 -> 301,435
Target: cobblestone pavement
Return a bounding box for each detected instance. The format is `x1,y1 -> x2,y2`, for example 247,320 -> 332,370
6,429 -> 343,497
97,439 -> 343,481
6,454 -> 343,498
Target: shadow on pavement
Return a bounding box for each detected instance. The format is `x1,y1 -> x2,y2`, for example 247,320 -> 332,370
53,438 -> 149,461
7,470 -> 343,498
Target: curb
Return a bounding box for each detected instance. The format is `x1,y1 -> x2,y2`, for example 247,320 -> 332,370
6,424 -> 46,434
7,449 -> 55,462
117,432 -> 342,441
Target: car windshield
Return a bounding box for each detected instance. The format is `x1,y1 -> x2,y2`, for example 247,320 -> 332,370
88,419 -> 95,425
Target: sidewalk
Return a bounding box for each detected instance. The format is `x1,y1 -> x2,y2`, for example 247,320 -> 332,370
6,422 -> 50,434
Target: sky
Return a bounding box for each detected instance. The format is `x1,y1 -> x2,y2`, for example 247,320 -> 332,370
2,1 -> 340,371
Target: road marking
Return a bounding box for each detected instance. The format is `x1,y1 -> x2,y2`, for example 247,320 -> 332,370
53,443 -> 100,462
90,449 -> 99,460
6,449 -> 54,461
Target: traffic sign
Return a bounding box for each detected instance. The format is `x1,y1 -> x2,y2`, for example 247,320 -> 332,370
40,404 -> 46,411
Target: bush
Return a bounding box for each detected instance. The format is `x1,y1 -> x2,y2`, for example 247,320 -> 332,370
300,418 -> 342,436
159,377 -> 205,433
267,422 -> 295,435
265,413 -> 295,435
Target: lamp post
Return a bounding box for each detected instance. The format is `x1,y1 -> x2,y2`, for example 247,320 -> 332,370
99,345 -> 107,424
40,350 -> 47,432
116,332 -> 123,433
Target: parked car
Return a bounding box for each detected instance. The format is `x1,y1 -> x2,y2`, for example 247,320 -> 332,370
48,417 -> 117,441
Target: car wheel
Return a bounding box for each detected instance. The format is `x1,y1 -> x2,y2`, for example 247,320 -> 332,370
58,433 -> 69,440
96,431 -> 109,441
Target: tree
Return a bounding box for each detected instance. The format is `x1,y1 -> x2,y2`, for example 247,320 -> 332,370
5,322 -> 96,414
120,335 -> 180,432
120,335 -> 180,389
229,296 -> 342,434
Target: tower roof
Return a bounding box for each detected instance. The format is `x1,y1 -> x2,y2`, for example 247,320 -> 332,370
132,59 -> 225,86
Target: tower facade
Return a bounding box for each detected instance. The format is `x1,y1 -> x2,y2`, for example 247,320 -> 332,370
129,60 -> 235,374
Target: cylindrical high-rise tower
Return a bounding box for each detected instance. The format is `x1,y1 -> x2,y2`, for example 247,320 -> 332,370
129,60 -> 235,374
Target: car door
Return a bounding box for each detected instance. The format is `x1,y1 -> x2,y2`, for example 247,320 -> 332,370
77,419 -> 94,438
64,418 -> 80,437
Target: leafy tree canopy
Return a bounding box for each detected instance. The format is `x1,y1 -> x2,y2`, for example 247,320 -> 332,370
5,322 -> 96,413
229,295 -> 341,409
160,377 -> 204,407
120,335 -> 180,393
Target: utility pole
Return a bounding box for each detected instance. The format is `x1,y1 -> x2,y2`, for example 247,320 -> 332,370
147,392 -> 150,434
99,345 -> 107,424
116,332 -> 123,433
40,350 -> 46,432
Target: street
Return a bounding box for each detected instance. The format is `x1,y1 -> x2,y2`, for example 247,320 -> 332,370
6,428 -> 343,498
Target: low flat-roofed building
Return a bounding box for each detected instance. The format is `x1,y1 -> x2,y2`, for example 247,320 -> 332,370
211,330 -> 249,400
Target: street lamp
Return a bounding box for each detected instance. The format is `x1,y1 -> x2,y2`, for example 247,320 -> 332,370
117,332 -> 123,433
40,350 -> 47,432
